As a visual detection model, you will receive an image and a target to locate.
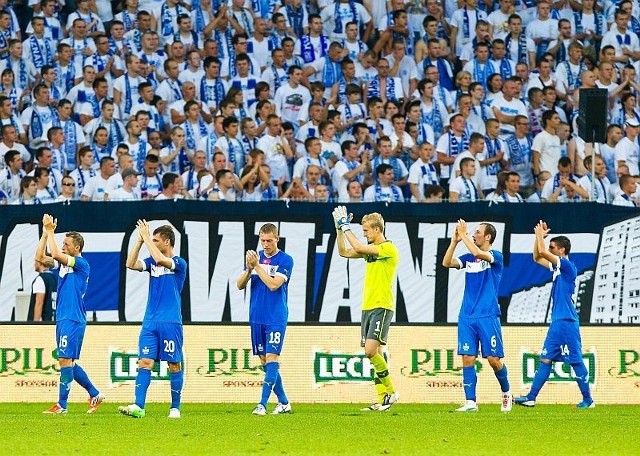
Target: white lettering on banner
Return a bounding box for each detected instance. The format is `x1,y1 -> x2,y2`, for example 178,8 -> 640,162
389,222 -> 447,322
185,221 -> 247,321
0,217 -> 609,323
0,223 -> 39,320
277,222 -> 315,322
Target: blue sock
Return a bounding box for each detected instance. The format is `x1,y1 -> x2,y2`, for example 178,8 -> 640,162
260,362 -> 278,407
273,371 -> 288,405
571,362 -> 592,401
134,368 -> 152,409
462,366 -> 477,402
529,362 -> 552,400
494,364 -> 510,393
170,370 -> 183,410
58,366 -> 74,409
73,364 -> 99,398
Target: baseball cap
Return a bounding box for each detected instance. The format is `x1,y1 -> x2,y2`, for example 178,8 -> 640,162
625,118 -> 640,127
121,168 -> 141,179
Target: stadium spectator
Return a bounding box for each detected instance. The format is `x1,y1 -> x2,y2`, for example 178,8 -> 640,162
81,156 -> 116,202
109,167 -> 140,201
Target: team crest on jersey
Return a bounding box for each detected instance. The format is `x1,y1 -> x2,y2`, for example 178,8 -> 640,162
142,346 -> 150,355
58,264 -> 74,278
465,259 -> 490,273
150,264 -> 173,277
259,263 -> 279,276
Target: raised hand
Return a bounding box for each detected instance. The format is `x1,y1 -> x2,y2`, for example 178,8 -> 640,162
43,214 -> 57,232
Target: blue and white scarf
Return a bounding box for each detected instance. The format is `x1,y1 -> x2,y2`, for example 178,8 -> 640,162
213,27 -> 234,60
573,10 -> 603,37
30,105 -> 58,141
564,61 -> 585,91
374,183 -> 402,202
62,119 -> 78,169
484,136 -> 501,176
460,176 -> 478,201
184,119 -> 208,150
473,60 -> 493,89
421,101 -> 443,138
101,120 -> 123,151
160,1 -> 185,38
420,163 -> 438,195
504,32 -> 528,64
286,4 -> 304,37
299,34 -> 328,63
29,35 -> 53,68
372,156 -> 403,182
334,0 -> 358,35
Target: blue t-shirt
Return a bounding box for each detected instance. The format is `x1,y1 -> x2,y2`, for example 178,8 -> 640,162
55,255 -> 90,323
249,250 -> 293,325
142,256 -> 187,324
457,250 -> 503,318
549,256 -> 578,322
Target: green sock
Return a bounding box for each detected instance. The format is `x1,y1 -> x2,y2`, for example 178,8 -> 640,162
374,378 -> 387,403
370,353 -> 395,394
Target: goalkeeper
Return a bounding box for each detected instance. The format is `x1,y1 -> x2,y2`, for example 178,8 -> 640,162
332,206 -> 400,411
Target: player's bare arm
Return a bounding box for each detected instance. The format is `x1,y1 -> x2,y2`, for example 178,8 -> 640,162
533,220 -> 558,268
442,221 -> 462,269
138,219 -> 174,269
125,223 -> 146,271
43,214 -> 73,266
247,250 -> 286,291
458,219 -> 493,262
34,222 -> 55,268
236,251 -> 255,290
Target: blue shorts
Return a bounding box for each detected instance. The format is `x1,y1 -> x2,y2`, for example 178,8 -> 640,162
138,322 -> 183,363
56,320 -> 86,360
458,316 -> 505,358
251,323 -> 287,356
541,320 -> 583,364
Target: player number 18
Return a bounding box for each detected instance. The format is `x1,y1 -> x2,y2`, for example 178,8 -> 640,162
268,332 -> 281,344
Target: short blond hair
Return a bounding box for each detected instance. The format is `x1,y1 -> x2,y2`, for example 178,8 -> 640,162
259,223 -> 279,236
361,213 -> 385,232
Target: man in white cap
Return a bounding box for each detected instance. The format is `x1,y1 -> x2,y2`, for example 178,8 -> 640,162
614,118 -> 640,176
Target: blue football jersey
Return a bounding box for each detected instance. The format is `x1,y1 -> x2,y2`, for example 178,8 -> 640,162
55,255 -> 90,323
249,250 -> 293,325
142,256 -> 187,324
549,256 -> 578,322
457,250 -> 503,318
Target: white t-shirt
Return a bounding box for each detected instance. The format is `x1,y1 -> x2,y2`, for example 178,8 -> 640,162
614,136 -> 640,176
408,159 -> 439,202
81,174 -> 110,201
273,83 -> 312,124
449,175 -> 480,202
532,130 -> 562,175
109,187 -> 139,201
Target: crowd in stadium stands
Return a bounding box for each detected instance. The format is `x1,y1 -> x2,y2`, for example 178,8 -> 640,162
0,0 -> 639,205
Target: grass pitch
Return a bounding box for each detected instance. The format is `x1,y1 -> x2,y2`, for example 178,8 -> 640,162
0,403 -> 637,455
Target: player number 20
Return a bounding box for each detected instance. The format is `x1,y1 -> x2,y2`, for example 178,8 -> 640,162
268,332 -> 281,344
163,339 -> 175,353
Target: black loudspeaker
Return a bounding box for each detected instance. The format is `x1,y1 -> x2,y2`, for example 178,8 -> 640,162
577,88 -> 608,143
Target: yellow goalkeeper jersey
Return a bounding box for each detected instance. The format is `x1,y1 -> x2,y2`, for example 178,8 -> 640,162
361,241 -> 399,311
